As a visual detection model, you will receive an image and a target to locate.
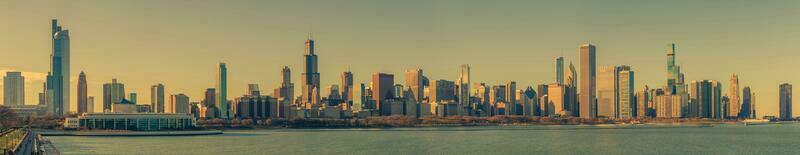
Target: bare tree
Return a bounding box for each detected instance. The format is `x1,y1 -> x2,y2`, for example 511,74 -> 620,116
0,106 -> 19,128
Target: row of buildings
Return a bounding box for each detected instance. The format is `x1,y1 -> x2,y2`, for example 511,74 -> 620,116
1,19 -> 795,122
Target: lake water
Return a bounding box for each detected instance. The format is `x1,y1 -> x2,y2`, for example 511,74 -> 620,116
48,123 -> 800,155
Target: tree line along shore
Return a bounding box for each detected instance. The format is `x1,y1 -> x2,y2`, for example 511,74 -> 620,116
196,116 -> 737,129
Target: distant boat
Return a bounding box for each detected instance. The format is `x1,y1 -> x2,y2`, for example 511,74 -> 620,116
742,119 -> 770,126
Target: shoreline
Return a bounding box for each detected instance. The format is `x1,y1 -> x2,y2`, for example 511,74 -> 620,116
35,121 -> 798,137
37,130 -> 223,136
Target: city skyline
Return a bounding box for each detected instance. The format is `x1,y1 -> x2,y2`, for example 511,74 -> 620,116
1,1 -> 800,117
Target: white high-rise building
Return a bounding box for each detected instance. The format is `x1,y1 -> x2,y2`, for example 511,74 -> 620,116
617,66 -> 634,118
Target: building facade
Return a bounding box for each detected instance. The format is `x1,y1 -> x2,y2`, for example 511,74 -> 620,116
341,71 -> 354,105
151,84 -> 165,113
217,63 -> 229,118
169,94 -> 190,114
301,34 -> 321,107
372,73 -> 394,116
457,64 -> 471,114
617,66 -> 634,118
4,72 -> 24,106
779,83 -> 792,120
102,79 -> 125,112
46,19 -> 71,116
690,80 -> 723,118
555,57 -> 564,84
70,113 -> 196,131
596,66 -> 616,117
579,43 -> 597,118
729,74 -> 740,118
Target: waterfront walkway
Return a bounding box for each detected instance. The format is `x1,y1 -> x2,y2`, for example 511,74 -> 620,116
1,128 -> 58,155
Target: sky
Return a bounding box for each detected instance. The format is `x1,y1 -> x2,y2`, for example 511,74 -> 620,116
1,0 -> 800,117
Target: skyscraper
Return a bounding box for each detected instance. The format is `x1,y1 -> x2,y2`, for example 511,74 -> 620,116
151,84 -> 165,113
779,83 -> 792,120
3,72 -> 24,106
457,64 -> 471,114
327,84 -> 342,105
636,86 -> 651,118
77,72 -> 87,113
555,57 -> 564,84
341,71 -> 354,105
46,19 -> 70,116
169,93 -> 190,114
666,43 -> 686,95
473,83 -> 490,116
751,92 -> 757,119
405,68 -> 424,103
129,93 -> 137,104
596,66 -> 616,117
274,66 -> 294,104
217,63 -> 229,118
102,79 -> 125,112
616,66 -> 634,118
564,62 -> 579,116
430,80 -> 456,103
566,62 -> 577,87
248,84 -> 260,96
301,34 -> 321,106
87,96 -> 94,113
741,86 -> 753,118
690,80 -> 723,118
203,88 -> 216,108
489,85 -> 507,115
372,73 -> 394,116
547,83 -> 565,116
537,85 -> 550,116
505,81 -> 517,115
729,74 -> 740,118
579,43 -> 597,118
522,87 -> 537,116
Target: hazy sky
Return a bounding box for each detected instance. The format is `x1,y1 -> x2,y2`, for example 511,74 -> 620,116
2,0 -> 800,117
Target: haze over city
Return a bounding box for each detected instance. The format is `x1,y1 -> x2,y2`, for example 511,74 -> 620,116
2,0 -> 800,117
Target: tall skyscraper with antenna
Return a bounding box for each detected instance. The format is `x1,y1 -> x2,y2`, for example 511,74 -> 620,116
457,64 -> 470,114
666,43 -> 685,95
302,33 -> 321,107
46,19 -> 70,116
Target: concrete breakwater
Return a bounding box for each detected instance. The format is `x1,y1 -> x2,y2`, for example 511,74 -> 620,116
38,130 -> 223,136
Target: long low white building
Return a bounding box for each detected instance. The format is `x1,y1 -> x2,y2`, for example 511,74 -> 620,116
64,113 -> 197,131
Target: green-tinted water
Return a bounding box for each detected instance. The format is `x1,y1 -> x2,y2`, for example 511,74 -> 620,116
48,124 -> 800,155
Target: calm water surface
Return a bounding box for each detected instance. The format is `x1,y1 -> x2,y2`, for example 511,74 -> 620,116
48,123 -> 800,155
